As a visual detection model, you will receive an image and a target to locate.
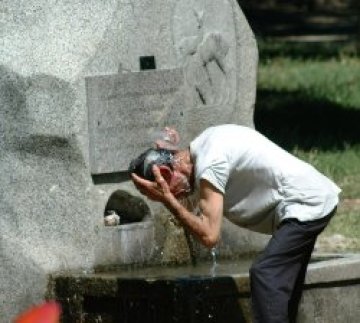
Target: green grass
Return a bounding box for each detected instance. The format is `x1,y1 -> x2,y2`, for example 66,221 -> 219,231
293,147 -> 360,199
255,43 -> 360,199
325,209 -> 360,239
255,41 -> 360,248
258,56 -> 360,109
319,206 -> 360,252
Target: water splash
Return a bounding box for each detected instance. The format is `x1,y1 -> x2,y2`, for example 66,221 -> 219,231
150,130 -> 172,144
210,247 -> 218,277
184,229 -> 197,266
179,192 -> 202,266
150,128 -> 180,151
179,191 -> 201,215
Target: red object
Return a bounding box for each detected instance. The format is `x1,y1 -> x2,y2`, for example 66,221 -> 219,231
14,301 -> 61,323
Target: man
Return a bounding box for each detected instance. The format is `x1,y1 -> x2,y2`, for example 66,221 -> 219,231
129,124 -> 341,323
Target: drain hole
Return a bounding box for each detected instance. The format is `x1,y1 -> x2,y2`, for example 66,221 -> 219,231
140,56 -> 156,70
104,190 -> 150,226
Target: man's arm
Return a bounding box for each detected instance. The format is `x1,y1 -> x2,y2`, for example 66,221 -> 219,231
131,166 -> 223,248
180,179 -> 224,248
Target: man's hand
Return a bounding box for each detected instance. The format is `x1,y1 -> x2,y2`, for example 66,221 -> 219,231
131,164 -> 224,249
131,165 -> 176,205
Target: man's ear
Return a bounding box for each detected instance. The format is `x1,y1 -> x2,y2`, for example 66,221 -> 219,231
157,165 -> 173,184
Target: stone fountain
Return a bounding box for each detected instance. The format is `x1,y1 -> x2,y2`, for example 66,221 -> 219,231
0,1 -> 359,322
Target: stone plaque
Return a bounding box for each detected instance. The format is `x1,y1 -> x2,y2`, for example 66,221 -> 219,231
86,68 -> 189,174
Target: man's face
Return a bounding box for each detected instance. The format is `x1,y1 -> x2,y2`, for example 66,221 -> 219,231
168,169 -> 192,197
168,150 -> 193,197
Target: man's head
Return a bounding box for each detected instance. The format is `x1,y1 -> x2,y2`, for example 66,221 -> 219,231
129,148 -> 193,197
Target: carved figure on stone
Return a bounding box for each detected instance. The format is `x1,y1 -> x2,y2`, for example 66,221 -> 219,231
173,0 -> 237,107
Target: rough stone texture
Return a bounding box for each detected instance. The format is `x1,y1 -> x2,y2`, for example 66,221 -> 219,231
297,253 -> 360,323
0,0 -> 258,320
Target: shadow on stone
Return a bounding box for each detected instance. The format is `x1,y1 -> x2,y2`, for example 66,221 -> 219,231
13,135 -> 84,164
53,276 -> 248,323
0,65 -> 83,163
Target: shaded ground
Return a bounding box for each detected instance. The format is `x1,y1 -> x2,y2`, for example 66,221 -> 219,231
239,2 -> 359,60
239,2 -> 358,41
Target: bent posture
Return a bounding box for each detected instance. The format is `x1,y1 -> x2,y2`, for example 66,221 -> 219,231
129,124 -> 340,323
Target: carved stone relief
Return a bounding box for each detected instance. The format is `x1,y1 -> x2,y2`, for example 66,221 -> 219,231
172,0 -> 237,107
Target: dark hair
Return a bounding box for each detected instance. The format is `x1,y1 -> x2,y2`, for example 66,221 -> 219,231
128,148 -> 174,181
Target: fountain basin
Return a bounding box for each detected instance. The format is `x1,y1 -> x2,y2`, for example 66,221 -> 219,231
47,253 -> 360,322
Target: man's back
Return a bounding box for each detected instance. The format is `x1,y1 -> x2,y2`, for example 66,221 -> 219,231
190,124 -> 340,233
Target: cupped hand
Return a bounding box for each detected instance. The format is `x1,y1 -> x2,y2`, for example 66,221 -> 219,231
131,165 -> 174,203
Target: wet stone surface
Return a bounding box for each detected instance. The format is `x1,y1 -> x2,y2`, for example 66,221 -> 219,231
50,272 -> 251,323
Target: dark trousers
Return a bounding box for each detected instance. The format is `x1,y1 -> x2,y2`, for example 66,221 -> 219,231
250,208 -> 336,323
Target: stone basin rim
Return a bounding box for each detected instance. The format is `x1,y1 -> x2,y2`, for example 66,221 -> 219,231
49,253 -> 360,282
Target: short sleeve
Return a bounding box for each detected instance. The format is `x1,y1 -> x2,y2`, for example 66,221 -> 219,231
190,126 -> 230,193
199,159 -> 229,194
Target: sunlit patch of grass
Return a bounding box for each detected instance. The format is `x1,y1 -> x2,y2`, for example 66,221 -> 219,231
293,147 -> 360,199
327,204 -> 360,239
258,56 -> 360,109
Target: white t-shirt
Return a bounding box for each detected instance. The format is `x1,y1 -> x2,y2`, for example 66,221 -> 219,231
190,124 -> 341,234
